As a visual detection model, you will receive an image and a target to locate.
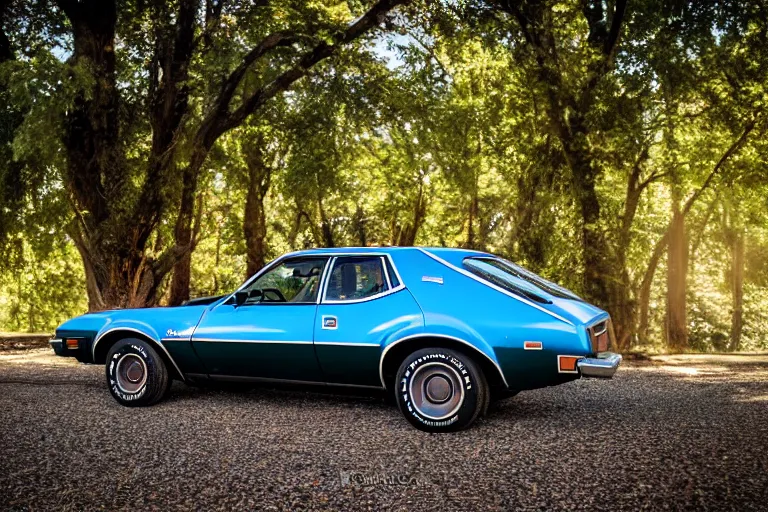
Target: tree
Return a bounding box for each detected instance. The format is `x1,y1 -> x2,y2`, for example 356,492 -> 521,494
2,0 -> 407,309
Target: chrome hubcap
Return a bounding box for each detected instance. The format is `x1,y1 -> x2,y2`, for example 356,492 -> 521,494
425,374 -> 452,403
115,354 -> 147,393
409,362 -> 465,420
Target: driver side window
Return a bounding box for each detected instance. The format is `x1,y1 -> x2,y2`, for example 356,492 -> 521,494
324,256 -> 390,301
242,257 -> 328,304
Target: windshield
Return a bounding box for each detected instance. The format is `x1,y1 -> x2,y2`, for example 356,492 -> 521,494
463,257 -> 582,302
240,257 -> 327,304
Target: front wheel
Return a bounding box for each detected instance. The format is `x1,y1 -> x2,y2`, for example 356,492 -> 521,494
105,338 -> 170,407
395,348 -> 488,432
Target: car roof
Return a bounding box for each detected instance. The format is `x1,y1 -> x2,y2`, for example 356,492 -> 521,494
288,246 -> 492,259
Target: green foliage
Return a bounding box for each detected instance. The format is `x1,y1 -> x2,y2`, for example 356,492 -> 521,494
1,0 -> 767,351
0,240 -> 87,333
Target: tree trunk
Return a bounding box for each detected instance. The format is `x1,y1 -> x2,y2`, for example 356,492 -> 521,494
636,115 -> 759,342
168,161 -> 199,305
242,140 -> 272,278
512,171 -> 549,271
729,229 -> 745,352
57,0 -> 165,310
607,263 -> 635,352
498,0 -> 626,310
287,209 -> 309,249
638,232 -> 668,343
395,178 -> 426,246
317,190 -> 335,248
723,197 -> 746,353
353,204 -> 367,247
665,203 -> 688,351
51,0 -> 206,310
213,218 -> 222,293
465,184 -> 479,250
568,146 -> 612,309
609,149 -> 654,351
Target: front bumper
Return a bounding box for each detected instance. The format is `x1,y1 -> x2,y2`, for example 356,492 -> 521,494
577,352 -> 622,378
49,338 -> 65,356
50,337 -> 91,363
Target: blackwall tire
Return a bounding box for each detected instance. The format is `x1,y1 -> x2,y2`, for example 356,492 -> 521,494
105,338 -> 169,407
395,347 -> 488,432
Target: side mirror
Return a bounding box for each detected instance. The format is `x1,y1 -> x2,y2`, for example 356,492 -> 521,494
234,291 -> 248,307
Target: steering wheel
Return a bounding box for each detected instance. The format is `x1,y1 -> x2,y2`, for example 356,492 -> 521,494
260,288 -> 287,302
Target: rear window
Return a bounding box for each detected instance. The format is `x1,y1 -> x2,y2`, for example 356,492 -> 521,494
463,257 -> 582,303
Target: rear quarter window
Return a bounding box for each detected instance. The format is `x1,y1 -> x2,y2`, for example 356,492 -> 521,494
463,258 -> 552,304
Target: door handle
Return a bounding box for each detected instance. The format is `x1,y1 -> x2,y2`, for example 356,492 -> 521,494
322,315 -> 338,330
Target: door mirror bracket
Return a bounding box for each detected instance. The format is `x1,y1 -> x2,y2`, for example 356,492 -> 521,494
234,291 -> 248,307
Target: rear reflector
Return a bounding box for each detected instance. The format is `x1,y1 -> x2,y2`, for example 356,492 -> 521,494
65,339 -> 79,350
524,341 -> 543,350
558,355 -> 580,373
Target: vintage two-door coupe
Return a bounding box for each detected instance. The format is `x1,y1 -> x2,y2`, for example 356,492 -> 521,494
51,247 -> 621,432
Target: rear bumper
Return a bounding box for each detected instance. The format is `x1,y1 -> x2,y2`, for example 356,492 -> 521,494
577,352 -> 622,378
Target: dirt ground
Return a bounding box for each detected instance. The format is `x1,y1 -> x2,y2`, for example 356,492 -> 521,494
1,349 -> 767,511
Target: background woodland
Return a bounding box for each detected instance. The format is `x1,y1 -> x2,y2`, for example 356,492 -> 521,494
1,0 -> 767,352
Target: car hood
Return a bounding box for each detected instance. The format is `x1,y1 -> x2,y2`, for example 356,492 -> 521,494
56,305 -> 210,342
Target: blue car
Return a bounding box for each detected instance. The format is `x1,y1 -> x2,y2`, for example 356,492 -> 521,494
51,247 -> 621,431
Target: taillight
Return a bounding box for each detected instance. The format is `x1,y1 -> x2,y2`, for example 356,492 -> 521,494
558,355 -> 580,373
588,319 -> 611,353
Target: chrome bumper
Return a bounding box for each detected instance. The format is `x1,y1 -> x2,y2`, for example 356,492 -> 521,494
49,338 -> 65,356
577,352 -> 622,378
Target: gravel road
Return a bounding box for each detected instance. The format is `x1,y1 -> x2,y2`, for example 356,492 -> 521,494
1,350 -> 767,511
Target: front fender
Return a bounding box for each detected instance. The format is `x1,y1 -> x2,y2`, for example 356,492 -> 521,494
56,306 -> 208,369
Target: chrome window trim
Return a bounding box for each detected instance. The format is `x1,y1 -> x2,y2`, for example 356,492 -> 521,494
381,256 -> 392,289
320,253 -> 405,304
319,256 -> 337,303
378,333 -> 510,389
316,256 -> 334,305
91,327 -> 186,381
417,248 -> 574,326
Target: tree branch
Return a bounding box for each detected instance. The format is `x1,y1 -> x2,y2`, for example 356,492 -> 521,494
208,30 -> 305,135
604,0 -> 628,57
683,113 -> 761,215
219,0 -> 406,134
53,0 -> 80,22
638,170 -> 669,192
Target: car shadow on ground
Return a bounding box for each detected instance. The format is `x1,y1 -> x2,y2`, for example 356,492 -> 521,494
163,380 -> 394,409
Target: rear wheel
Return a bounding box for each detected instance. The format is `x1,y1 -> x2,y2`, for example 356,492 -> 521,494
395,347 -> 488,432
105,338 -> 169,407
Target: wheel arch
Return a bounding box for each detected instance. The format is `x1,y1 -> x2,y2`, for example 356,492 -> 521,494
379,334 -> 508,392
93,328 -> 184,381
